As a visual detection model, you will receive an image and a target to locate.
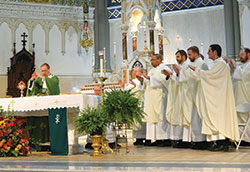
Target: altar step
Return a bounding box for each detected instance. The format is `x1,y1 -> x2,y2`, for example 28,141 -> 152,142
0,160 -> 249,172
0,147 -> 249,171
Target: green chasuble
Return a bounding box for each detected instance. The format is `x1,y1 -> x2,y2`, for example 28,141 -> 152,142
26,74 -> 60,147
26,74 -> 60,96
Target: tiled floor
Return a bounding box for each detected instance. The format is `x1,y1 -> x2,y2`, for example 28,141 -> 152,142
0,146 -> 250,171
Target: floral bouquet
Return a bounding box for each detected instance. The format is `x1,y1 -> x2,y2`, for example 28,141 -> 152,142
0,106 -> 30,157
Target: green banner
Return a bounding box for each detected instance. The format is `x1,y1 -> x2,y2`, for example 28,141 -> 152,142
48,108 -> 68,155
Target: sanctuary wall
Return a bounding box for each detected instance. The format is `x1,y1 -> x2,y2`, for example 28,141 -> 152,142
241,3 -> 250,48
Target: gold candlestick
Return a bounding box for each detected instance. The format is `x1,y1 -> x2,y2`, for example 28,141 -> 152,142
97,77 -> 107,106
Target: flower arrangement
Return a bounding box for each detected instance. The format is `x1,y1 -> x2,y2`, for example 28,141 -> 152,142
0,106 -> 30,157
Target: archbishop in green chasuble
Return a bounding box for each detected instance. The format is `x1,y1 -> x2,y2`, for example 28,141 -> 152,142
26,63 -> 60,147
26,63 -> 60,96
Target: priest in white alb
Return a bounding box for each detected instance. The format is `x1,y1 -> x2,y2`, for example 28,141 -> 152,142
173,46 -> 208,149
139,54 -> 171,146
124,66 -> 147,145
162,50 -> 190,147
228,48 -> 250,143
190,44 -> 240,151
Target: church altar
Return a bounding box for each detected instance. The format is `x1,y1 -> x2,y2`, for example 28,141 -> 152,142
0,94 -> 98,112
0,94 -> 99,154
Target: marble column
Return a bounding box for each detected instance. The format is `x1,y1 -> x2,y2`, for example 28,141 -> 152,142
233,0 -> 241,56
224,0 -> 241,58
120,24 -> 129,84
132,32 -> 138,52
157,29 -> 164,57
122,32 -> 128,60
147,21 -> 155,54
94,0 -> 111,73
121,24 -> 129,60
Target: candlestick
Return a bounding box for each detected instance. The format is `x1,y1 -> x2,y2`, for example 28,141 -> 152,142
99,50 -> 104,77
114,42 -> 116,54
92,52 -> 95,83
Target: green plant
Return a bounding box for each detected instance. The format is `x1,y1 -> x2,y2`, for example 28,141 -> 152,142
103,89 -> 144,126
74,106 -> 108,136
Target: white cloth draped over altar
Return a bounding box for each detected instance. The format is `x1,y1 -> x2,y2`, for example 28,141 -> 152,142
0,94 -> 98,113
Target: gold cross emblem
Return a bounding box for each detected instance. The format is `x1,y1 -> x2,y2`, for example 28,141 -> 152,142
10,100 -> 15,108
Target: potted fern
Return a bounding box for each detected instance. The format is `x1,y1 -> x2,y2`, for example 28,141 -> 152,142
103,89 -> 144,127
74,106 -> 108,156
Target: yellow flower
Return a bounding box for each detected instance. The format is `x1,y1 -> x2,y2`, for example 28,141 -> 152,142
15,144 -> 22,151
0,140 -> 6,147
0,121 -> 5,128
6,146 -> 10,152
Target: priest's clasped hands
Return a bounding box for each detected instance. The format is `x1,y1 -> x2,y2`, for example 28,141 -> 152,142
161,69 -> 172,77
228,58 -> 237,71
30,71 -> 44,81
188,65 -> 196,71
160,64 -> 197,78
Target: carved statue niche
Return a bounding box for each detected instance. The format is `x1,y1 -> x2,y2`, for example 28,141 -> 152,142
7,32 -> 35,97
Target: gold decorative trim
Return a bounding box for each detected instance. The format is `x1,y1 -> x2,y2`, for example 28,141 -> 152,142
26,0 -> 51,4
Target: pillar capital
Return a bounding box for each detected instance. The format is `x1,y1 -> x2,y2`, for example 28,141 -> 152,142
121,59 -> 129,70
146,21 -> 156,30
131,31 -> 138,38
157,28 -> 164,36
120,24 -> 129,33
238,0 -> 250,9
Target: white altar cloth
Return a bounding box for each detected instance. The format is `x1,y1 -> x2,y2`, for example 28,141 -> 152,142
0,94 -> 98,113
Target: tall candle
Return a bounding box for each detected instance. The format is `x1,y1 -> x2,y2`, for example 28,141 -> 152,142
114,42 -> 116,55
104,47 -> 106,61
99,50 -> 104,77
103,48 -> 106,77
92,53 -> 95,67
114,42 -> 117,74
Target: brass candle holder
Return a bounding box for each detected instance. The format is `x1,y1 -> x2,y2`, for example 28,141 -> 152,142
97,77 -> 107,106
